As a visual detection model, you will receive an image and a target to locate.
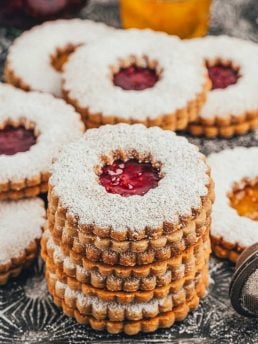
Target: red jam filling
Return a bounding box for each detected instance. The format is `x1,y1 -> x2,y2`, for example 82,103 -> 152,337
99,159 -> 161,197
0,126 -> 36,155
113,65 -> 158,91
207,64 -> 239,90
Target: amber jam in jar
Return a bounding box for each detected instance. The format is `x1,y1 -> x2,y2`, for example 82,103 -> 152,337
0,0 -> 88,29
120,0 -> 212,39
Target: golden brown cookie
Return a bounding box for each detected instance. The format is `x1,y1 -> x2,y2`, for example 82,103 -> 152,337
44,256 -> 209,303
48,124 -> 213,246
47,218 -> 211,267
48,276 -> 208,335
5,19 -> 113,97
187,36 -> 258,138
0,84 -> 84,200
47,195 -> 212,262
188,116 -> 258,139
208,147 -> 258,263
44,123 -> 212,333
45,264 -> 208,322
62,29 -> 210,130
0,198 -> 45,284
41,228 -> 211,292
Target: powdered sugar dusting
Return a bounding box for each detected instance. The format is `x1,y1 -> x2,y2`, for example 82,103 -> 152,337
0,84 -> 83,183
24,276 -> 48,300
7,19 -> 114,96
0,198 -> 45,264
208,147 -> 258,246
243,269 -> 258,298
44,230 -> 170,282
50,124 -> 209,233
186,35 -> 258,119
50,271 -> 179,314
63,29 -> 206,119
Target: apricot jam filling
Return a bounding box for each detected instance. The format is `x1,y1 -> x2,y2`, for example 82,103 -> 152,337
229,182 -> 258,221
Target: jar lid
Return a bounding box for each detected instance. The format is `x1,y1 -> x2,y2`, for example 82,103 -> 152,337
229,243 -> 258,317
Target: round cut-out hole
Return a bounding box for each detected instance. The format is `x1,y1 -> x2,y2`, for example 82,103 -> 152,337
207,63 -> 240,90
229,181 -> 258,221
113,65 -> 159,91
51,45 -> 78,72
0,125 -> 36,156
99,159 -> 161,197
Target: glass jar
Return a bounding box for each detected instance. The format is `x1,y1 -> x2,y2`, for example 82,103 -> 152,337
120,0 -> 212,39
0,0 -> 88,29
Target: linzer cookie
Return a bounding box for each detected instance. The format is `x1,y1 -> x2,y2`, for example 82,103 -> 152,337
45,264 -> 208,305
187,35 -> 258,138
0,84 -> 84,200
208,147 -> 258,262
41,228 -> 210,292
42,237 -> 209,303
46,269 -> 208,335
51,293 -> 201,335
43,123 -> 212,333
48,124 -> 213,240
0,198 -> 45,284
62,29 -> 210,130
48,198 -> 211,247
47,217 -> 211,266
45,264 -> 208,321
5,19 -> 113,97
48,124 -> 213,256
48,188 -> 211,256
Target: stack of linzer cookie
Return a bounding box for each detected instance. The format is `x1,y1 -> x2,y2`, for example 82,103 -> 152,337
41,124 -> 214,335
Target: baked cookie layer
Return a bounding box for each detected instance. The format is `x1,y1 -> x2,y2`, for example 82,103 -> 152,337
46,218 -> 211,266
47,196 -> 212,254
49,124 -> 214,243
62,29 -> 210,130
188,116 -> 258,138
47,273 -> 208,335
0,84 -> 84,200
41,228 -> 210,291
186,35 -> 258,138
45,265 -> 208,321
0,198 -> 46,284
5,19 -> 113,97
208,147 -> 258,262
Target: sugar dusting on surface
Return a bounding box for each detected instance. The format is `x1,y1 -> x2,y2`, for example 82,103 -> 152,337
51,124 -> 209,232
0,198 -> 45,264
208,147 -> 258,246
63,29 -> 206,119
243,269 -> 258,298
187,35 -> 258,119
0,84 -> 83,183
7,19 -> 114,96
51,271 -> 192,314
